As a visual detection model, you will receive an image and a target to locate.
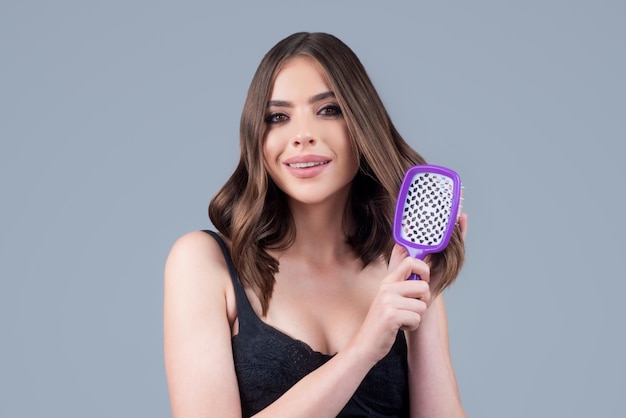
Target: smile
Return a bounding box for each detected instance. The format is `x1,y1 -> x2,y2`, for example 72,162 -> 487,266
287,161 -> 330,168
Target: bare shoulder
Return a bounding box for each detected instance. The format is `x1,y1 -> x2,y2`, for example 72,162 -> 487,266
165,230 -> 229,276
164,229 -> 236,326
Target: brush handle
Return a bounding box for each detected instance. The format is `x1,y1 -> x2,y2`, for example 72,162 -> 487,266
408,273 -> 420,281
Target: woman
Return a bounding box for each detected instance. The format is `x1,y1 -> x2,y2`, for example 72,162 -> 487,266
164,32 -> 467,417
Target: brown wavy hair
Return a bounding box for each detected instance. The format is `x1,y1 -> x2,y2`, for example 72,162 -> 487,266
209,32 -> 464,315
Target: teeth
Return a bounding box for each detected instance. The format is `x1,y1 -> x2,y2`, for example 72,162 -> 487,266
288,161 -> 328,168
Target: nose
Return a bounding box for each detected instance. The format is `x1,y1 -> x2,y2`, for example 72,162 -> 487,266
293,131 -> 317,147
290,111 -> 318,147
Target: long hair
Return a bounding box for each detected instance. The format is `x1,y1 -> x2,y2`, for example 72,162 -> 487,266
209,32 -> 464,315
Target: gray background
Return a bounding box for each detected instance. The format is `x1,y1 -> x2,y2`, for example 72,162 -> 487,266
1,1 -> 624,417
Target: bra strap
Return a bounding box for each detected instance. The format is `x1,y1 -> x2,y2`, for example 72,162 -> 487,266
203,230 -> 239,284
202,230 -> 260,331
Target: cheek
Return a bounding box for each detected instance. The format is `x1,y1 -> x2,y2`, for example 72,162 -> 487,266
347,155 -> 360,180
340,132 -> 359,175
262,136 -> 281,179
263,130 -> 284,159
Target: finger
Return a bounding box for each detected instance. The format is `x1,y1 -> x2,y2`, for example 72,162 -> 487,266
396,292 -> 429,313
392,279 -> 431,302
376,301 -> 423,332
380,279 -> 432,309
405,257 -> 430,284
397,310 -> 422,332
458,213 -> 468,241
388,244 -> 409,271
385,256 -> 431,284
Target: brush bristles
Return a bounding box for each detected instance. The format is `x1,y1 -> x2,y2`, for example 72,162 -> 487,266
401,173 -> 456,245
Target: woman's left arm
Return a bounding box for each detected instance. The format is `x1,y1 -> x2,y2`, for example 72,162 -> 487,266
406,213 -> 468,418
406,295 -> 467,418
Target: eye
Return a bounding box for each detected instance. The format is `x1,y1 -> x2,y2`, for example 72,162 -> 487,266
318,104 -> 342,117
265,112 -> 289,124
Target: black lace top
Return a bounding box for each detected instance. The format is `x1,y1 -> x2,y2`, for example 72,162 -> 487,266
205,230 -> 410,417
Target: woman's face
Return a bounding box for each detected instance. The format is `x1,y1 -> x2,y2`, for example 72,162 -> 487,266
263,56 -> 359,207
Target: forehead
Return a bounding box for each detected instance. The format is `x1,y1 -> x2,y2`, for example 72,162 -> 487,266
270,56 -> 332,99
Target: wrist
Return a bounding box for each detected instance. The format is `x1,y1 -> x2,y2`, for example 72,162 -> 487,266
341,333 -> 383,373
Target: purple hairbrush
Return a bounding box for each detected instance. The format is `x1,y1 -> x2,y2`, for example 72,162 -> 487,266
393,164 -> 462,280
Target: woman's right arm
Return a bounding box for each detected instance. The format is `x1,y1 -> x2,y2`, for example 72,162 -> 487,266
164,231 -> 242,417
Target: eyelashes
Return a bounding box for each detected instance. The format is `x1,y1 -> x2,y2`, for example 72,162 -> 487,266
264,104 -> 343,124
318,104 -> 342,116
264,112 -> 288,124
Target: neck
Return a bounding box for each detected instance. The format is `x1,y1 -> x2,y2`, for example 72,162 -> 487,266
285,198 -> 355,264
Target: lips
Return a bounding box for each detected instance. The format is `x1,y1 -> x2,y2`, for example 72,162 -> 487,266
283,155 -> 331,178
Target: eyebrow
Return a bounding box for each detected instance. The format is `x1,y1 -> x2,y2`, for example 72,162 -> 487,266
268,91 -> 336,108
